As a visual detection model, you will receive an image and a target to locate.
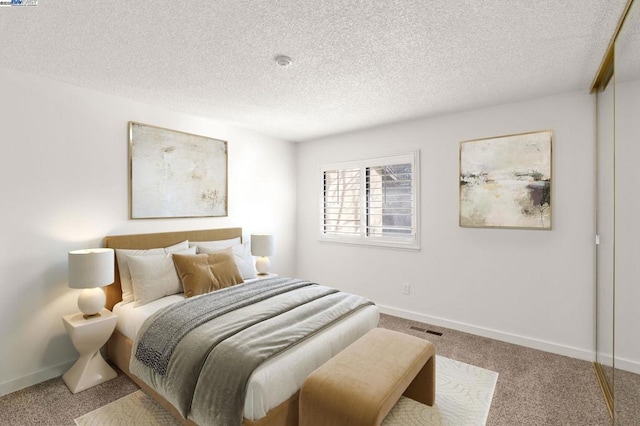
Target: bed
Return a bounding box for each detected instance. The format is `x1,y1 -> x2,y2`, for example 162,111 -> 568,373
104,227 -> 379,426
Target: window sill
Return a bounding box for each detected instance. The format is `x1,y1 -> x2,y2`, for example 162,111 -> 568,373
318,236 -> 420,251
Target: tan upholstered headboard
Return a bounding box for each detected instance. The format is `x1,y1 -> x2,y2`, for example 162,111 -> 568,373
103,227 -> 242,310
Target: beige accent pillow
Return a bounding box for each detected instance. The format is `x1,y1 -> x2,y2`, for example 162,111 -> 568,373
198,242 -> 257,280
172,248 -> 244,298
115,240 -> 190,303
127,246 -> 197,305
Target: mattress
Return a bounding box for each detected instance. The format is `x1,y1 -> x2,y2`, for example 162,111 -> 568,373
113,284 -> 379,421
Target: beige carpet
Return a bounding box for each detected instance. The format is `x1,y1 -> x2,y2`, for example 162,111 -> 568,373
75,356 -> 497,426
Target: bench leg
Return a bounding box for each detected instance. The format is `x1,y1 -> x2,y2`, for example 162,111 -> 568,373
403,354 -> 435,406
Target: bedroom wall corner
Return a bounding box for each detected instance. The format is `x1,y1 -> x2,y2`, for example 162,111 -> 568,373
0,66 -> 297,396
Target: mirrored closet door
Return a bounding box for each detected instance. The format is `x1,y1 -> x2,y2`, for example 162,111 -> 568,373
612,1 -> 640,423
594,0 -> 640,424
595,66 -> 614,417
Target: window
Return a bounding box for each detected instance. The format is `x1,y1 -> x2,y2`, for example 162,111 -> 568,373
321,152 -> 419,249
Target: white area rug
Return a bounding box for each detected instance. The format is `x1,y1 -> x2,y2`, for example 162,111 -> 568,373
75,356 -> 497,426
383,357 -> 498,425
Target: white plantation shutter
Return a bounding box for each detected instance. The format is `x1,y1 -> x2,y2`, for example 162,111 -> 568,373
322,163 -> 361,237
320,152 -> 419,249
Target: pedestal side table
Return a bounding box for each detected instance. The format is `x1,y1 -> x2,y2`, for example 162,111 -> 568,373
62,308 -> 117,393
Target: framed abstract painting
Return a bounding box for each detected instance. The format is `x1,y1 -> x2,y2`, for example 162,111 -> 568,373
129,122 -> 228,219
459,130 -> 552,229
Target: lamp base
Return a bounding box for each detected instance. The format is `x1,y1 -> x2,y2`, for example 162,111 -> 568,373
77,287 -> 106,318
256,256 -> 271,275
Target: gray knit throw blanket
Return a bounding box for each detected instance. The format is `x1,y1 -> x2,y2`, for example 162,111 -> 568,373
134,277 -> 315,375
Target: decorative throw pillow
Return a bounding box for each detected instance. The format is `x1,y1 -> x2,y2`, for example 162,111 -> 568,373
127,246 -> 196,305
115,240 -> 190,304
172,248 -> 244,298
198,242 -> 257,280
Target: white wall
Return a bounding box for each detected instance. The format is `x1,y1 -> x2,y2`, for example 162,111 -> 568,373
0,67 -> 297,396
296,91 -> 597,361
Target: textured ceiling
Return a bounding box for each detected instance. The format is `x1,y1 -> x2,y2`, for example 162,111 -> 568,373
0,1 -> 628,141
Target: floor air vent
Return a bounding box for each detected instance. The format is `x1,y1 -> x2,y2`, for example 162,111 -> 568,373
409,326 -> 444,336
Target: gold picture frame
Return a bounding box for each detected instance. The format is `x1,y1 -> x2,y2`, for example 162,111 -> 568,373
459,130 -> 552,230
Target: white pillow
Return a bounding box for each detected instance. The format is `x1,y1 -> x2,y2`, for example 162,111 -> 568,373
127,246 -> 196,305
198,242 -> 257,280
115,240 -> 189,303
233,242 -> 257,280
190,237 -> 241,252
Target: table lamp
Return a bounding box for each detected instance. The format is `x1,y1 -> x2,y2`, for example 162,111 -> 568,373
68,248 -> 114,319
251,234 -> 275,275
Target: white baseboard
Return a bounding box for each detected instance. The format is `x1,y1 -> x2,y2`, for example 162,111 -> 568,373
0,359 -> 74,397
378,304 -> 595,363
593,353 -> 640,375
612,356 -> 640,375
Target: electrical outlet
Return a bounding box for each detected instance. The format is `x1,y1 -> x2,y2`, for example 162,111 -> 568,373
402,283 -> 411,295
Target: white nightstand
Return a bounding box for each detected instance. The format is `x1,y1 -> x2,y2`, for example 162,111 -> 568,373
62,308 -> 117,394
256,273 -> 279,279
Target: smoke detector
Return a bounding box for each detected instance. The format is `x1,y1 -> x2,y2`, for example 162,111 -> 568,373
274,55 -> 292,67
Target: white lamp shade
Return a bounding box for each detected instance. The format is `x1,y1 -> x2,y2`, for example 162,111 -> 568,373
68,248 -> 115,289
251,234 -> 275,257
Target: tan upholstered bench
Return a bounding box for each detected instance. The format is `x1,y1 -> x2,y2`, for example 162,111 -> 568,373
299,327 -> 435,426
